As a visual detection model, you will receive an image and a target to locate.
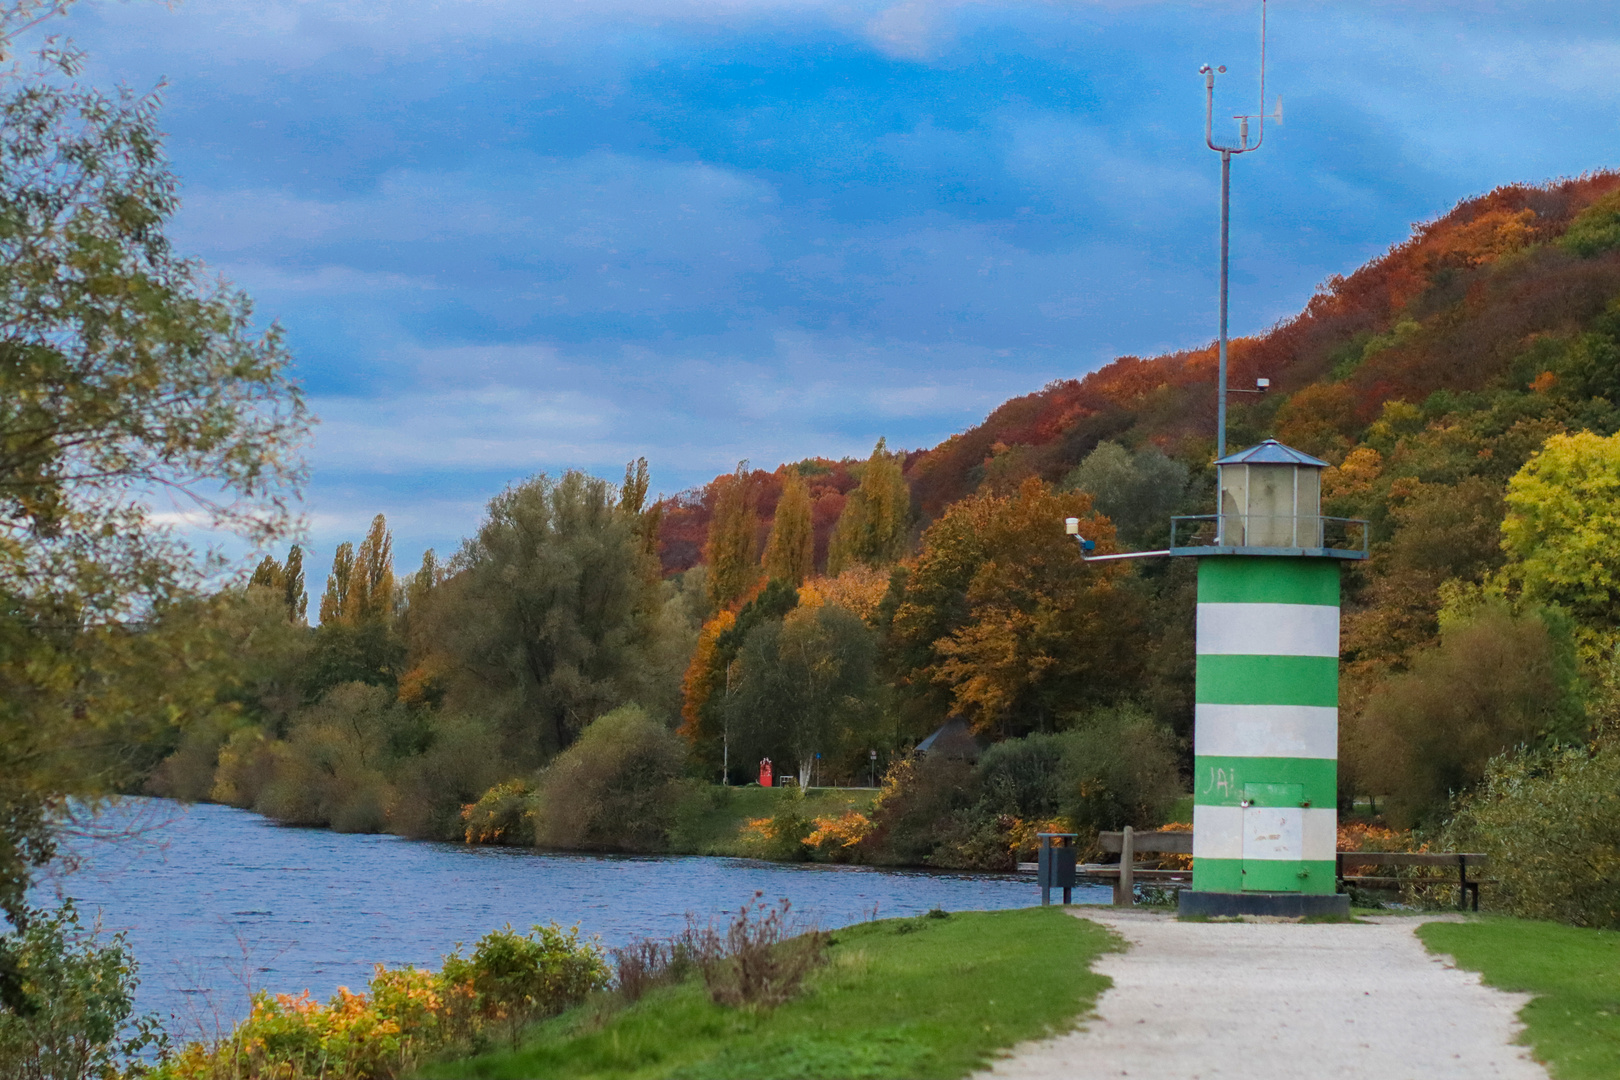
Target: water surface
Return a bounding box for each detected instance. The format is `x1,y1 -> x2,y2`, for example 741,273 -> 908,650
43,799 -> 1103,1032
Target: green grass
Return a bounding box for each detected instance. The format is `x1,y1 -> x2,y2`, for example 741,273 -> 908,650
417,907 -> 1118,1080
1419,917 -> 1620,1079
669,785 -> 876,857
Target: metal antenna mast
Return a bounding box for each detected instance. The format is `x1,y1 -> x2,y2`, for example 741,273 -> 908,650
1200,0 -> 1278,460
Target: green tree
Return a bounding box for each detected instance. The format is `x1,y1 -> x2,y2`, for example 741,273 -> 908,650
723,602 -> 878,785
1061,441 -> 1191,549
426,470 -> 671,763
282,544 -> 308,624
705,462 -> 760,609
764,467 -> 814,586
319,542 -> 356,626
248,545 -> 308,624
1500,430 -> 1620,654
1349,597 -> 1585,827
0,8 -> 307,931
827,438 -> 910,575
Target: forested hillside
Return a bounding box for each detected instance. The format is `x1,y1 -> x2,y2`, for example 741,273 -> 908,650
144,171 -> 1620,905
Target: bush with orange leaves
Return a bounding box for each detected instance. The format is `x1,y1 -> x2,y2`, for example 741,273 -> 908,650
150,924 -> 607,1079
802,811 -> 873,860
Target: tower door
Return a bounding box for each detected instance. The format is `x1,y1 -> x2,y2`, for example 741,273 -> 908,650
1241,782 -> 1304,892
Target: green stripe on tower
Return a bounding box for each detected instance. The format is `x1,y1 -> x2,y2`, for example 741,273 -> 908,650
1195,655 -> 1338,707
1193,556 -> 1341,898
1195,556 -> 1341,606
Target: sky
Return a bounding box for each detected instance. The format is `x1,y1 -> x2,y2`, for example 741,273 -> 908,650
38,0 -> 1620,588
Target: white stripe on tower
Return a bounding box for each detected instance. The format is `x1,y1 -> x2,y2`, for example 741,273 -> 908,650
1194,704 -> 1338,759
1195,602 -> 1339,657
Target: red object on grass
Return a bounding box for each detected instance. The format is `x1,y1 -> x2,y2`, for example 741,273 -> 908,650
759,758 -> 773,787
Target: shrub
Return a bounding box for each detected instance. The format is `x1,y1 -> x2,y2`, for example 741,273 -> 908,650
440,924 -> 610,1048
856,708 -> 1180,869
532,705 -> 689,852
1058,705 -> 1182,833
856,753 -> 979,866
1352,599 -> 1584,826
685,893 -> 827,1009
1439,741 -> 1620,928
154,922 -> 607,1078
385,711 -> 504,841
609,938 -> 694,1004
461,780 -> 536,845
0,902 -> 164,1080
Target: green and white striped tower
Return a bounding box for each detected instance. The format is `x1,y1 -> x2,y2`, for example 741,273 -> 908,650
1177,440 -> 1365,918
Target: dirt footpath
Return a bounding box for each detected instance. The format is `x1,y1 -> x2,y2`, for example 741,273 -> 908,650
981,909 -> 1547,1080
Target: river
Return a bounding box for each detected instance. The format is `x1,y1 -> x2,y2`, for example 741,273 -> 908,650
39,799 -> 1105,1035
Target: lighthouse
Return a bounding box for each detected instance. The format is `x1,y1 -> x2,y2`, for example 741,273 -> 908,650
1175,439 -> 1365,917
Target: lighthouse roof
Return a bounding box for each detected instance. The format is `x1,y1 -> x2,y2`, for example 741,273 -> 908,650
1214,439 -> 1330,468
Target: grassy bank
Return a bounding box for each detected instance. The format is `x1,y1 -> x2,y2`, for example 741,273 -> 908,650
1419,918 -> 1620,1079
670,785 -> 877,857
418,906 -> 1116,1080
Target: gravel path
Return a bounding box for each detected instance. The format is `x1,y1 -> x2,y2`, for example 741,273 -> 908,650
980,908 -> 1547,1080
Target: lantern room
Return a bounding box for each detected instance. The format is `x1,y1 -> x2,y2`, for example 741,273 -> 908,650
1214,439 -> 1328,550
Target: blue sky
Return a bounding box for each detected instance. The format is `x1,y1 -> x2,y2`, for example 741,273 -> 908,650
46,0 -> 1620,587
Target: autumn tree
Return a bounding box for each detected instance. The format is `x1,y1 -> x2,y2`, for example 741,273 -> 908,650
678,580 -> 798,778
888,478 -> 1142,739
346,515 -> 395,625
705,462 -> 760,609
764,467 -> 814,585
1499,430 -> 1620,654
827,439 -> 911,575
319,543 -> 356,626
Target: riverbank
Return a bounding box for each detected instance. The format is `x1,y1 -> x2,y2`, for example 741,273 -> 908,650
418,907 -> 1116,1080
668,784 -> 877,858
55,799 -> 1063,1032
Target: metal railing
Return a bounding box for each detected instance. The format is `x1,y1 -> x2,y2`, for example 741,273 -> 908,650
1170,514 -> 1369,556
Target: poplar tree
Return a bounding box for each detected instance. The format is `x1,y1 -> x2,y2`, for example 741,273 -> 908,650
347,515 -> 395,624
283,544 -> 308,625
249,555 -> 285,593
249,546 -> 308,624
827,438 -> 911,575
764,467 -> 814,586
705,462 -> 760,609
320,543 -> 355,626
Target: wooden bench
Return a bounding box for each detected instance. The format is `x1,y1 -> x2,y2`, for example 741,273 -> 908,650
1086,828 -> 1193,906
1336,852 -> 1491,911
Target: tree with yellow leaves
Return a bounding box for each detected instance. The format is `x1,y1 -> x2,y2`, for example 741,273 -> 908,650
1500,429 -> 1620,655
764,467 -> 815,585
705,463 -> 761,609
827,439 -> 911,575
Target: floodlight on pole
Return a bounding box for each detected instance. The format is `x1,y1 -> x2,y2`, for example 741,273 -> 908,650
1200,0 -> 1281,462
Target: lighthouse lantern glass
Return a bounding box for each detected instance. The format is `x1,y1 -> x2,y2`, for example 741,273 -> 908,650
1217,450 -> 1324,550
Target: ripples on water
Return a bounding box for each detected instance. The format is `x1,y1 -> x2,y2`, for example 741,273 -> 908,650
40,798 -> 1104,1033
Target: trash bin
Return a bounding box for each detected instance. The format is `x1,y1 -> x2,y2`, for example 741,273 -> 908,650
1037,833 -> 1078,906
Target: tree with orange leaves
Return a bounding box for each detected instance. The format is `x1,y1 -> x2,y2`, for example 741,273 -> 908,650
889,478 -> 1144,739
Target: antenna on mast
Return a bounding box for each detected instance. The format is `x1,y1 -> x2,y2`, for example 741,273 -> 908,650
1200,0 -> 1280,463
